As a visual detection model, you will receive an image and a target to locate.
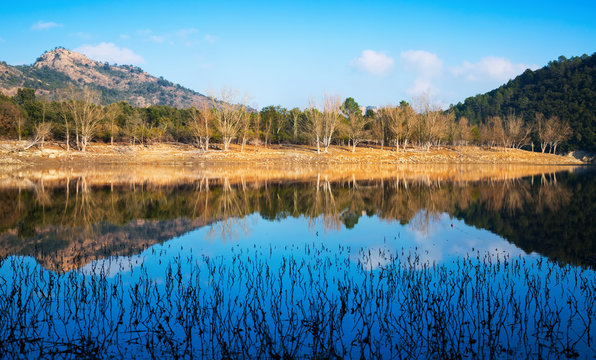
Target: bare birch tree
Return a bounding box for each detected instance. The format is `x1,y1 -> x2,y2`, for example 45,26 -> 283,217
483,116 -> 505,148
380,105 -> 402,151
238,107 -> 251,152
454,117 -> 473,146
305,99 -> 323,154
504,112 -> 532,149
289,108 -> 301,141
550,119 -> 572,154
212,88 -> 243,151
536,113 -> 557,153
63,86 -> 103,151
33,122 -> 52,150
344,108 -> 368,152
322,95 -> 341,152
371,111 -> 387,149
189,102 -> 213,151
104,103 -> 121,146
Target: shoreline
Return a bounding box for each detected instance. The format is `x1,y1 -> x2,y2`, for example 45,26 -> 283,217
0,141 -> 584,167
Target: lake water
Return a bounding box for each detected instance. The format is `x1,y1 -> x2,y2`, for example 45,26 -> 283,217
0,165 -> 594,359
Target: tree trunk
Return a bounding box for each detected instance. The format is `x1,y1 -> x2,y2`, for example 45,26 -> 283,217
65,121 -> 70,151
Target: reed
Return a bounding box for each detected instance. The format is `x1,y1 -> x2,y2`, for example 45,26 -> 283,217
1,244 -> 594,359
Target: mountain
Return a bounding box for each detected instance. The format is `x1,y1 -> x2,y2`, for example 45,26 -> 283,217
452,53 -> 596,151
0,47 -> 209,108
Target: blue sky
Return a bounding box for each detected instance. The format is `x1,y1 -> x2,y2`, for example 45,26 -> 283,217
0,0 -> 594,109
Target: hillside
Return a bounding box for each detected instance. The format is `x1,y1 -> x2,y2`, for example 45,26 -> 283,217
0,47 -> 209,108
452,53 -> 596,151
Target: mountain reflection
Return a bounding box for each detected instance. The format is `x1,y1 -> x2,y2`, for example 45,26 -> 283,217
0,165 -> 593,271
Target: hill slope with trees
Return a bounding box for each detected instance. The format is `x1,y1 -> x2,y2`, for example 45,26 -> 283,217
452,53 -> 596,151
0,47 -> 209,108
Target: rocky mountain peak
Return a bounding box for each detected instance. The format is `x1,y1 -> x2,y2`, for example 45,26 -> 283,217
0,48 -> 209,108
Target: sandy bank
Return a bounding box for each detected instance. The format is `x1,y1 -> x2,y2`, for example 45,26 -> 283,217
0,141 -> 583,167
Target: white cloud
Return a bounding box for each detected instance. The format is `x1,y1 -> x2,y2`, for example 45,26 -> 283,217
149,35 -> 165,44
0,37 -> 5,43
401,50 -> 443,78
72,32 -> 91,40
203,34 -> 218,43
400,50 -> 443,97
406,78 -> 436,96
350,50 -> 395,76
31,21 -> 63,31
120,34 -> 130,40
176,28 -> 199,38
452,57 -> 538,82
74,42 -> 144,65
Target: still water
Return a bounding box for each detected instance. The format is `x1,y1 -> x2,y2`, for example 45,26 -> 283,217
0,165 -> 594,359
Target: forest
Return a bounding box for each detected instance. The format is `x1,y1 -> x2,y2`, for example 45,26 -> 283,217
0,84 -> 575,155
452,53 -> 595,151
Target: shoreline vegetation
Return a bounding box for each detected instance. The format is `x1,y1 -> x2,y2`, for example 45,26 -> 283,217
1,87 -> 585,168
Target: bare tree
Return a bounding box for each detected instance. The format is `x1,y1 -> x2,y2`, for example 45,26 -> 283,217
428,110 -> 451,149
17,121 -> 53,151
305,99 -> 324,154
536,113 -> 565,153
38,98 -> 51,150
412,95 -> 451,150
454,117 -> 474,146
238,107 -> 251,152
262,109 -> 273,147
274,109 -> 289,145
504,112 -> 532,149
289,108 -> 301,141
104,103 -> 121,146
322,95 -> 341,152
58,87 -> 73,150
212,88 -> 244,151
482,116 -> 505,148
189,102 -> 213,151
371,111 -> 387,149
125,108 -> 143,145
380,105 -> 404,151
382,104 -> 416,151
344,109 -> 369,153
412,96 -> 430,148
551,119 -> 572,154
63,86 -> 103,151
400,104 -> 415,149
536,113 -> 549,153
33,122 -> 53,150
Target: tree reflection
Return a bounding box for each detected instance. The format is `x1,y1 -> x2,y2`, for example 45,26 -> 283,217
0,168 -> 593,270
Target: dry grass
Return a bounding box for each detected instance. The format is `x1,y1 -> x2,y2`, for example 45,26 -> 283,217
0,141 -> 582,166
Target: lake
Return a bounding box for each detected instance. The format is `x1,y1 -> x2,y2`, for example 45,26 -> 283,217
0,164 -> 594,359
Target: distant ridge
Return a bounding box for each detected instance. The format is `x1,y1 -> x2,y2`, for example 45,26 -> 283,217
0,47 -> 209,108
